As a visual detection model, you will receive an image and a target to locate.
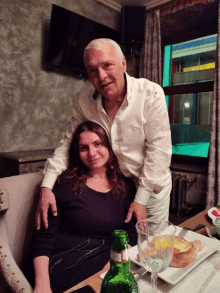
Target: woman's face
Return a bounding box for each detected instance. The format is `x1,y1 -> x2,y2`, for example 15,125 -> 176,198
78,130 -> 109,171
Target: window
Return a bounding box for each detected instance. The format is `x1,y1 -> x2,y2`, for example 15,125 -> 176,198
163,34 -> 217,158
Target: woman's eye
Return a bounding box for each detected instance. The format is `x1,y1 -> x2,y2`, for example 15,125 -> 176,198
95,142 -> 102,147
79,146 -> 87,151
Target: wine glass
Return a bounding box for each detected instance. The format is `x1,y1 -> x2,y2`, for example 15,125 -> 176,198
136,219 -> 176,293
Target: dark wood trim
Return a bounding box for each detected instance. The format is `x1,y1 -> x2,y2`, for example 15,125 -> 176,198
172,154 -> 208,164
161,25 -> 218,47
148,0 -> 219,14
160,2 -> 218,46
163,81 -> 214,95
171,154 -> 208,174
146,0 -> 177,13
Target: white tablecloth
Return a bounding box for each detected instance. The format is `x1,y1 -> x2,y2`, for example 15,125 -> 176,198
100,252 -> 220,292
137,252 -> 220,293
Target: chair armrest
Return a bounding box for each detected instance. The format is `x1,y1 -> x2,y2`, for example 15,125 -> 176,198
0,212 -> 33,293
0,188 -> 9,211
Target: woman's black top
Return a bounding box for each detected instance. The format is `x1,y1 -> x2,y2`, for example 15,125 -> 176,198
30,170 -> 137,292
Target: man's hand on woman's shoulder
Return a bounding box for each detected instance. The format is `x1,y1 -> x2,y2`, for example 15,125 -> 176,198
35,187 -> 57,230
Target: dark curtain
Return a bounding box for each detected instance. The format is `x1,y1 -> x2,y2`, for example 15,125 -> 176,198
139,10 -> 162,85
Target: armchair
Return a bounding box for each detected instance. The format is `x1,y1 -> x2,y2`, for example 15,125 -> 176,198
0,172 -> 43,292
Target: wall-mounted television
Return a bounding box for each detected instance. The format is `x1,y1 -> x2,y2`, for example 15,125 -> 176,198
46,4 -> 121,75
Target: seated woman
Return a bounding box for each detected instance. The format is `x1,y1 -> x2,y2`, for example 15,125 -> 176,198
31,121 -> 137,293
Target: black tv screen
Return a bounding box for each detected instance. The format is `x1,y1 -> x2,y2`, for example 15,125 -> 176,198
46,4 -> 121,74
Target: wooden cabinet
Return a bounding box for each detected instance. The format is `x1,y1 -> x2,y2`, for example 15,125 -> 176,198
0,149 -> 55,178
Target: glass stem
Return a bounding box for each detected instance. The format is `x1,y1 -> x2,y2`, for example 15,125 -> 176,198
151,272 -> 158,293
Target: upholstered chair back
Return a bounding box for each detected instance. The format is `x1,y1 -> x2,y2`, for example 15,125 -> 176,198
0,172 -> 43,293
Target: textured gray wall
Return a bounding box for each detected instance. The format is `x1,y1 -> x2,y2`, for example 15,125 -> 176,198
0,0 -> 119,152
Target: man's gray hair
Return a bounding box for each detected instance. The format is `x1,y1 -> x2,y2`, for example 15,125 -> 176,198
83,38 -> 124,63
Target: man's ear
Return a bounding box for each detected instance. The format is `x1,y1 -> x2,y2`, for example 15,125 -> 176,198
122,56 -> 127,72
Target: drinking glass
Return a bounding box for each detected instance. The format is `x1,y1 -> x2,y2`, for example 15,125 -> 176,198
136,219 -> 176,293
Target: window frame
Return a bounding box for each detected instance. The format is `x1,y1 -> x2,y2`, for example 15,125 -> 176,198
161,2 -> 218,163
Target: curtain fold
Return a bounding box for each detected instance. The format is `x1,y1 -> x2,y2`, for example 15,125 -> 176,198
139,10 -> 162,86
206,2 -> 220,208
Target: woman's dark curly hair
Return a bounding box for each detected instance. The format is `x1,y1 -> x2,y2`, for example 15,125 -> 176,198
66,121 -> 125,196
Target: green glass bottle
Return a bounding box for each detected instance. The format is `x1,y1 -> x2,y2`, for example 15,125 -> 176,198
101,230 -> 139,293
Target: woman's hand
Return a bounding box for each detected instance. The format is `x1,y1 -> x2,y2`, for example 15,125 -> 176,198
35,187 -> 57,230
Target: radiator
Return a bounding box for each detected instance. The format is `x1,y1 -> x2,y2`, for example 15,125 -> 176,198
170,173 -> 196,217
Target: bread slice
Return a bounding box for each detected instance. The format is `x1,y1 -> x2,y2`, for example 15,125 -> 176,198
136,236 -> 204,268
171,236 -> 198,267
192,239 -> 204,252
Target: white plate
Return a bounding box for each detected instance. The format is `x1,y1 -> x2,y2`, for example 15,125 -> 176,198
207,207 -> 220,220
129,226 -> 220,285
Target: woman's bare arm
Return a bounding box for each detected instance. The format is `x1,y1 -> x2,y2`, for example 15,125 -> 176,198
33,256 -> 52,293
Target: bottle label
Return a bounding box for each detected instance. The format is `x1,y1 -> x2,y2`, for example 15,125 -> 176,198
110,249 -> 129,264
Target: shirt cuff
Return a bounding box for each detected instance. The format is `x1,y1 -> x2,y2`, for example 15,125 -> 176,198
41,172 -> 59,190
134,188 -> 152,206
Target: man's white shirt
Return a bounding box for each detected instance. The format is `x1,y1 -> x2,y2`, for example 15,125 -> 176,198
42,73 -> 172,206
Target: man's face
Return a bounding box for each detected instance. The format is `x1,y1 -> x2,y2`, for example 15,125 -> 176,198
84,43 -> 127,101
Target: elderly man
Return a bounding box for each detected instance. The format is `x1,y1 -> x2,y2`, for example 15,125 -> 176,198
36,38 -> 172,230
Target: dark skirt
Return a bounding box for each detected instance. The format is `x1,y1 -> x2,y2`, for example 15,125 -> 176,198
26,237 -> 111,293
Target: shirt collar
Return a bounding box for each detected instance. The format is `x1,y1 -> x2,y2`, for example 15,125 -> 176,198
124,72 -> 133,105
93,90 -> 99,100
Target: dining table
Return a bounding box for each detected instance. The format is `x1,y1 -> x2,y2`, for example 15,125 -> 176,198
64,208 -> 220,293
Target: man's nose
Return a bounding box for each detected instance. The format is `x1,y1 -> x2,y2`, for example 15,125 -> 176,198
98,68 -> 107,81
